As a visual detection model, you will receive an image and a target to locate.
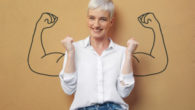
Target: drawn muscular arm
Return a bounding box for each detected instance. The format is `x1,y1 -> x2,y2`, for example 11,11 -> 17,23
132,12 -> 168,76
27,12 -> 64,77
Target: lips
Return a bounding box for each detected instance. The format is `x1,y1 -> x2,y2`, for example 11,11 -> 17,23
92,28 -> 103,33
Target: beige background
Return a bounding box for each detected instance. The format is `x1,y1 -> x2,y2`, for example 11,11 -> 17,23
0,0 -> 195,110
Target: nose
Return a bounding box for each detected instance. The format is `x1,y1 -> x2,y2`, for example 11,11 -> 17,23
94,20 -> 100,28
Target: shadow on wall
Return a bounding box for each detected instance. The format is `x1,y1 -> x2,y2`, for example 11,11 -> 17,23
125,77 -> 143,109
27,12 -> 169,77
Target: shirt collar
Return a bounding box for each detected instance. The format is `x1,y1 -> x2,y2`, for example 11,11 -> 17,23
83,36 -> 91,48
83,36 -> 115,49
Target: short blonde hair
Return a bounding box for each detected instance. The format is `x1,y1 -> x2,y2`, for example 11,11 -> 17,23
88,0 -> 115,19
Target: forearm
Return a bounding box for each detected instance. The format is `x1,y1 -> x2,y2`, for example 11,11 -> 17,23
60,52 -> 77,95
151,25 -> 167,57
118,54 -> 135,97
28,25 -> 46,73
122,54 -> 133,74
64,53 -> 76,73
31,25 -> 46,56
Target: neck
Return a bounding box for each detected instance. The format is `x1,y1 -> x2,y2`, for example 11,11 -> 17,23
90,36 -> 110,49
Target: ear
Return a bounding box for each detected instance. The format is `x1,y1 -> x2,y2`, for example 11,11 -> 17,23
110,17 -> 114,26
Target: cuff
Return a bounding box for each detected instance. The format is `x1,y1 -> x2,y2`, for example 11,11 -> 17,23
119,72 -> 135,86
59,71 -> 77,83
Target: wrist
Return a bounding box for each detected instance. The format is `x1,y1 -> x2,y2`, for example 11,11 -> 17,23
67,51 -> 75,57
126,50 -> 133,56
36,24 -> 44,30
125,53 -> 133,61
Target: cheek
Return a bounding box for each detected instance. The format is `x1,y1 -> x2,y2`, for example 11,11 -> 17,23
101,21 -> 111,27
88,21 -> 93,28
103,24 -> 111,30
87,23 -> 92,29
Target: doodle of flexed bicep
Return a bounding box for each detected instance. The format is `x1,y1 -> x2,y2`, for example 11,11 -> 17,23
37,12 -> 58,29
138,12 -> 160,29
27,12 -> 64,77
132,12 -> 169,77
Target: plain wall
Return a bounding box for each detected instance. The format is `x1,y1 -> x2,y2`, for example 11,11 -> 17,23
0,0 -> 194,110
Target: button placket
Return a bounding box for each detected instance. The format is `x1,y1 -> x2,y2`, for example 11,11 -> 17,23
97,56 -> 104,103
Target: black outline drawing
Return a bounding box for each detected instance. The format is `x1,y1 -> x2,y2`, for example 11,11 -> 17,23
27,12 -> 168,77
27,12 -> 64,77
133,12 -> 169,77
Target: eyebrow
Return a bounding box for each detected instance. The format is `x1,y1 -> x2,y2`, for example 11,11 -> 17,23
100,17 -> 108,19
88,15 -> 108,19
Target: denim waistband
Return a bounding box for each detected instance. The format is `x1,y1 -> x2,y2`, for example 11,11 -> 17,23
78,102 -> 122,110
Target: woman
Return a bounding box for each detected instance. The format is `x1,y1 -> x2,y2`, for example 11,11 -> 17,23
60,0 -> 138,110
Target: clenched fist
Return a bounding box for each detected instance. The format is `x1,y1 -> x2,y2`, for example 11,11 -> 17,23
138,12 -> 159,29
126,38 -> 139,55
37,12 -> 58,29
61,36 -> 75,55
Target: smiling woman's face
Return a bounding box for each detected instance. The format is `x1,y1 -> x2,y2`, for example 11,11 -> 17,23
87,9 -> 113,39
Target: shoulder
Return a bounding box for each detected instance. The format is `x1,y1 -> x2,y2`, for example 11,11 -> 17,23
72,38 -> 86,48
112,43 -> 127,61
73,40 -> 82,47
113,43 -> 126,53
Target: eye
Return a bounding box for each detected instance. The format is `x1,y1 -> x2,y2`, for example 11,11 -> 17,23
89,16 -> 95,20
100,17 -> 108,21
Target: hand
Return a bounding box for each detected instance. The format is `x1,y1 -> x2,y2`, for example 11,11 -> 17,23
61,36 -> 75,55
138,12 -> 159,29
37,12 -> 58,29
126,38 -> 139,55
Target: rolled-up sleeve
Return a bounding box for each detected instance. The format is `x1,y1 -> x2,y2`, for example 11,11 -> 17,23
117,51 -> 135,98
59,52 -> 77,95
117,72 -> 135,98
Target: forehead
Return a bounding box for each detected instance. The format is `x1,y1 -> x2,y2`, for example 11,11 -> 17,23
88,9 -> 110,18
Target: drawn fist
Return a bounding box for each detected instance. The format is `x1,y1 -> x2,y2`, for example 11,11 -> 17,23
138,12 -> 159,29
61,36 -> 75,54
37,12 -> 58,29
126,38 -> 139,55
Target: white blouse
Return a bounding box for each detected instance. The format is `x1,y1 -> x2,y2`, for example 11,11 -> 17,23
59,37 -> 135,110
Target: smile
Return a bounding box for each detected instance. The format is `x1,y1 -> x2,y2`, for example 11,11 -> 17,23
92,28 -> 103,33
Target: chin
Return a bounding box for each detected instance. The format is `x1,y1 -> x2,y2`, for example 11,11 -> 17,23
90,33 -> 105,39
91,35 -> 103,38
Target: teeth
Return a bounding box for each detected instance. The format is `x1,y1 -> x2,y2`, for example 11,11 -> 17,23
93,29 -> 101,32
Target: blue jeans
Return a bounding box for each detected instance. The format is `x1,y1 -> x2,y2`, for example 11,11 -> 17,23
78,102 -> 123,110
